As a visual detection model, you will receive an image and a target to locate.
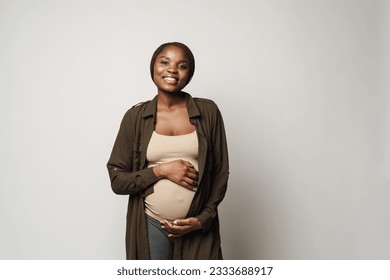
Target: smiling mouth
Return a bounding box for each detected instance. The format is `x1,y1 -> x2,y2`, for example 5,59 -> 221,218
163,76 -> 179,83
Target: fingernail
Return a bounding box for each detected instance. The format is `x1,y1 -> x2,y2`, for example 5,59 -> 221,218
173,220 -> 177,225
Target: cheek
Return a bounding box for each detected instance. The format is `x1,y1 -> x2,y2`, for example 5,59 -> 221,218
154,64 -> 164,75
182,72 -> 189,83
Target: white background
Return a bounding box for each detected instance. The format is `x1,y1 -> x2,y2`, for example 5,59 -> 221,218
0,0 -> 389,259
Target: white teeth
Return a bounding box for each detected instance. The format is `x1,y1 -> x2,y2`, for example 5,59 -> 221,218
164,77 -> 176,82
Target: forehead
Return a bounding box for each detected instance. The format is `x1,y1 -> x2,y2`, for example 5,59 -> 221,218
158,45 -> 188,61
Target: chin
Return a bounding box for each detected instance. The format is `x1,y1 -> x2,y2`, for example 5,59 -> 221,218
156,85 -> 186,95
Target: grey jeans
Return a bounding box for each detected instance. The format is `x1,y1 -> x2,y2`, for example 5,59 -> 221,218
146,214 -> 173,260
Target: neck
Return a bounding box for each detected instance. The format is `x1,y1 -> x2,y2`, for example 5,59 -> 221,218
157,91 -> 186,109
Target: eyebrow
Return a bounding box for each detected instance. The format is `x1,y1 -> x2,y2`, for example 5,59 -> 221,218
158,56 -> 188,63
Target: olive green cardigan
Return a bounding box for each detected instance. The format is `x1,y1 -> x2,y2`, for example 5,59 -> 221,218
107,92 -> 229,259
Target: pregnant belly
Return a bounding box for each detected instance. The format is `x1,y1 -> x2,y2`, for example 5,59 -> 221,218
144,179 -> 196,222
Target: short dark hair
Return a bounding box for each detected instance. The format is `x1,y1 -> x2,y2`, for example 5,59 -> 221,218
150,42 -> 195,86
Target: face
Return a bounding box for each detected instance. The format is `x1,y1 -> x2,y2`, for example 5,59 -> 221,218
153,45 -> 190,94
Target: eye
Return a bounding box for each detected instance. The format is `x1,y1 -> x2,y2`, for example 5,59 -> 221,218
178,63 -> 188,70
160,60 -> 169,65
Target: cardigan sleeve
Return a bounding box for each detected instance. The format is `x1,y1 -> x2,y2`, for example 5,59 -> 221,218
196,106 -> 229,232
107,109 -> 158,195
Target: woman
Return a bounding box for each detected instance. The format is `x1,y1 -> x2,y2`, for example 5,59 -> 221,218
107,42 -> 229,260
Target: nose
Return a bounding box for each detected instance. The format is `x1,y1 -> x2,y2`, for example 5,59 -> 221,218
167,66 -> 178,74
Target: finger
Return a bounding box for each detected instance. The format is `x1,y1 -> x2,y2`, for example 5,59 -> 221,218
183,161 -> 198,173
176,218 -> 202,231
181,160 -> 193,167
186,170 -> 199,180
168,233 -> 181,238
163,227 -> 174,234
161,220 -> 175,232
173,219 -> 190,226
165,220 -> 190,231
182,177 -> 198,188
179,180 -> 197,191
186,166 -> 199,175
162,219 -> 190,231
165,222 -> 192,233
177,180 -> 195,191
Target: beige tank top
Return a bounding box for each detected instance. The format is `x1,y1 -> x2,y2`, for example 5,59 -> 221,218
144,130 -> 199,222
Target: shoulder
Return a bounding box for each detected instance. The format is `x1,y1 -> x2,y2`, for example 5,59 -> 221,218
193,97 -> 217,106
131,100 -> 150,109
127,100 -> 150,114
192,97 -> 219,114
121,100 -> 151,123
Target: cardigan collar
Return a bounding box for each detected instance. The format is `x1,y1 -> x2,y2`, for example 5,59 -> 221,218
142,92 -> 201,119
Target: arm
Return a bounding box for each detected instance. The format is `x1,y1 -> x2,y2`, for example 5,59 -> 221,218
195,107 -> 229,232
107,109 -> 158,195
